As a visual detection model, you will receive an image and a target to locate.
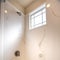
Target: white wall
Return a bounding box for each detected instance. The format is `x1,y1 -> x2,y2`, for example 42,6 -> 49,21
1,0 -> 60,60
2,2 -> 25,60
25,0 -> 60,60
8,0 -> 25,14
0,1 -> 2,60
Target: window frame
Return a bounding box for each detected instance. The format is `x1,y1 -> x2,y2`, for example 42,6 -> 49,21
29,3 -> 46,30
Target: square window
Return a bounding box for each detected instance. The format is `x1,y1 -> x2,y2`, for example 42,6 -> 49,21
29,3 -> 46,30
35,15 -> 42,25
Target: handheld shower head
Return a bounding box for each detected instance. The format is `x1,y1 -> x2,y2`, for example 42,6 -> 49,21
16,12 -> 21,16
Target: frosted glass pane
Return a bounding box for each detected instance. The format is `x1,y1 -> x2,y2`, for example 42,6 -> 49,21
34,23 -> 42,28
43,12 -> 46,22
42,9 -> 46,12
34,11 -> 42,17
31,15 -> 35,18
31,18 -> 34,27
35,15 -> 42,25
43,22 -> 46,25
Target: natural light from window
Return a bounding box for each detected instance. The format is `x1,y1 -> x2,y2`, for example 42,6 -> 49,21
29,3 -> 46,30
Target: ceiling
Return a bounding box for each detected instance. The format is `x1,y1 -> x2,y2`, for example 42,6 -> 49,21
8,0 -> 36,8
7,0 -> 44,14
17,0 -> 36,8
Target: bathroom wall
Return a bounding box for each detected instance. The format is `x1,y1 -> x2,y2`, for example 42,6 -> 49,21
3,1 -> 25,60
25,0 -> 60,60
8,0 -> 25,14
0,0 -> 2,60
